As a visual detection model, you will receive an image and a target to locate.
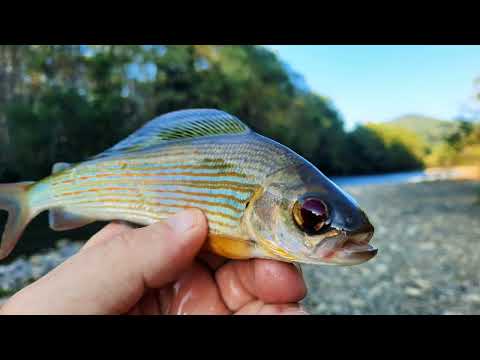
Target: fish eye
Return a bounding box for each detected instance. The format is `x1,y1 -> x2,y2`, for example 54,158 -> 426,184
293,197 -> 329,234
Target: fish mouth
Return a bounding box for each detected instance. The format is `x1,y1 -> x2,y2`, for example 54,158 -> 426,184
333,239 -> 378,265
309,225 -> 377,265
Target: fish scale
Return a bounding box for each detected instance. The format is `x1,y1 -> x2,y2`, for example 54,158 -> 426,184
40,137 -> 292,240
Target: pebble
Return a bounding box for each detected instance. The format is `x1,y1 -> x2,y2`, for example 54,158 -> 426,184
418,242 -> 435,251
375,263 -> 388,274
443,311 -> 464,315
405,287 -> 423,297
464,293 -> 480,304
413,278 -> 432,290
351,298 -> 367,308
0,241 -> 82,297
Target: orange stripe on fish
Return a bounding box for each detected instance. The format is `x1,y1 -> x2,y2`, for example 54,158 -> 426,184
53,179 -> 259,193
70,198 -> 243,222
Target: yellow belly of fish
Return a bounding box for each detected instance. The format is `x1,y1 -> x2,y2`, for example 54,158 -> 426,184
205,233 -> 256,259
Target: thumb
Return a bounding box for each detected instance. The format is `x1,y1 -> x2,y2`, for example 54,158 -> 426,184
1,209 -> 208,315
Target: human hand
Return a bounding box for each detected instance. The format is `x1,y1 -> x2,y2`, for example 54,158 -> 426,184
0,209 -> 308,315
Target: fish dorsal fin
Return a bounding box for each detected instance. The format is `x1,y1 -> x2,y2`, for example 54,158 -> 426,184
92,109 -> 251,159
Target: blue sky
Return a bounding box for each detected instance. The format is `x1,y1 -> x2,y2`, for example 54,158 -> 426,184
265,45 -> 480,129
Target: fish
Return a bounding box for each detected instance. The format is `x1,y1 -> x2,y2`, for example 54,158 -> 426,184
0,109 -> 376,265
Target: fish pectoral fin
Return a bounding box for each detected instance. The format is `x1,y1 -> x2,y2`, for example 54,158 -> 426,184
49,208 -> 95,231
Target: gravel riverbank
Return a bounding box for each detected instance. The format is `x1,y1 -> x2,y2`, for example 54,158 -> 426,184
1,180 -> 479,314
0,241 -> 83,301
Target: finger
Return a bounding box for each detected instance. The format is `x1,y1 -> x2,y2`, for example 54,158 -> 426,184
127,289 -> 162,315
214,261 -> 256,311
1,209 -> 208,315
157,261 -> 230,315
82,221 -> 135,250
234,300 -> 308,315
252,260 -> 307,303
215,259 -> 307,312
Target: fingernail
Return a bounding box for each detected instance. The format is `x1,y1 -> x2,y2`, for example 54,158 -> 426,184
166,210 -> 200,233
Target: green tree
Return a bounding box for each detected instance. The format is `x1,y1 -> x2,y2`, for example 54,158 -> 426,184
1,45 -> 429,183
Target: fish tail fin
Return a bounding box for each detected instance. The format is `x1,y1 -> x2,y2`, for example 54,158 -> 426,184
0,182 -> 35,260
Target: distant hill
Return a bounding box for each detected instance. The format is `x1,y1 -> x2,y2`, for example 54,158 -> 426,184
385,114 -> 460,147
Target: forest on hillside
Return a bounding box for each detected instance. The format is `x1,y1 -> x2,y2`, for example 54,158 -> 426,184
0,45 -> 478,181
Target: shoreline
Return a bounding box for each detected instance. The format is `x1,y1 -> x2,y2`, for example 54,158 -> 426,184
332,165 -> 480,187
425,165 -> 480,180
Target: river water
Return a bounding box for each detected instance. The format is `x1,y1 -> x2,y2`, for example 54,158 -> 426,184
330,169 -> 457,187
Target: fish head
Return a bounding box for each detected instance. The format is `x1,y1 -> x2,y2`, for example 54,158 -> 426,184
246,162 -> 377,265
